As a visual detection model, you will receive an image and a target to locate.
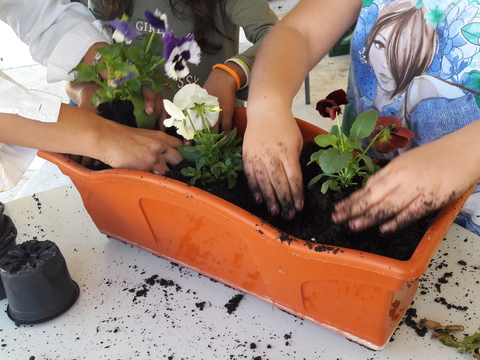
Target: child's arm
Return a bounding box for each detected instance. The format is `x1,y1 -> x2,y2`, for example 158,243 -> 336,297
0,103 -> 183,174
203,0 -> 278,133
332,119 -> 480,233
244,0 -> 363,219
203,62 -> 246,133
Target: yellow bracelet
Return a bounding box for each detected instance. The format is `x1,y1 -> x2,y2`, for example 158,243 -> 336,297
212,64 -> 241,90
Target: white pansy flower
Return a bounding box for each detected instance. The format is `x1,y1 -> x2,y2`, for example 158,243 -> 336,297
163,100 -> 195,139
163,84 -> 221,139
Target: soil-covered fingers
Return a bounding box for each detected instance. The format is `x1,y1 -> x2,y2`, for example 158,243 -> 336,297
267,157 -> 298,219
244,151 -> 300,219
244,155 -> 280,215
343,194 -> 417,232
332,174 -> 415,231
378,191 -> 456,233
332,173 -> 393,223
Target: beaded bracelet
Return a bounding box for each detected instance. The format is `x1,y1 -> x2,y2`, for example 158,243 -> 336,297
212,64 -> 241,90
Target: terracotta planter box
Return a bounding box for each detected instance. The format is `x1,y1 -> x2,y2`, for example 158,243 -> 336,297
38,108 -> 469,350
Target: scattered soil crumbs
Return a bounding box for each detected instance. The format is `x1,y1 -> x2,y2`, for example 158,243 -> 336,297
126,275 -> 183,303
224,294 -> 244,314
434,297 -> 469,311
195,301 -> 206,310
402,308 -> 429,337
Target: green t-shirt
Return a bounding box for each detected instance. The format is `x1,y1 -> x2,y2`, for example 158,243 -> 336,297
88,0 -> 278,100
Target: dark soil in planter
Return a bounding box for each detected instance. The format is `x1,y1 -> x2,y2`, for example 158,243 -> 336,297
165,142 -> 438,261
95,100 -> 438,261
98,100 -> 138,128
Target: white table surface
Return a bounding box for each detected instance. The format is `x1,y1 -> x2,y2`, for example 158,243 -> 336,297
0,184 -> 479,360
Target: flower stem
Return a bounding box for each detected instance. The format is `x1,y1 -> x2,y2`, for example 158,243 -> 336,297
148,59 -> 164,72
336,115 -> 346,151
360,126 -> 392,157
145,31 -> 156,54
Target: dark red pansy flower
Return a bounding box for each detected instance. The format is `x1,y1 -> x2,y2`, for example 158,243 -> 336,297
315,89 -> 349,120
369,116 -> 414,153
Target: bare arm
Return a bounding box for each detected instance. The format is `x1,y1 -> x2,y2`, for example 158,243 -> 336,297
244,0 -> 363,218
0,104 -> 183,174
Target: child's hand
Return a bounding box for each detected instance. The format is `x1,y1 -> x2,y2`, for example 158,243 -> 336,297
243,110 -> 304,219
332,128 -> 480,233
100,122 -> 184,174
204,63 -> 246,133
141,85 -> 168,130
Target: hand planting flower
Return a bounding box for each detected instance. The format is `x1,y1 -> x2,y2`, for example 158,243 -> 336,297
309,89 -> 413,193
369,116 -> 414,153
163,84 -> 243,189
70,10 -> 200,129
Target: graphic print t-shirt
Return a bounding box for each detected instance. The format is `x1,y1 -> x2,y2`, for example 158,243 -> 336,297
343,0 -> 480,234
344,0 -> 480,155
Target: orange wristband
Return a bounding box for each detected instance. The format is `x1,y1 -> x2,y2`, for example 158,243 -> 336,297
212,63 -> 241,90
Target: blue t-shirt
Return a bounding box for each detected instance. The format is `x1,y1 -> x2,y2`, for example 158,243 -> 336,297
343,0 -> 480,234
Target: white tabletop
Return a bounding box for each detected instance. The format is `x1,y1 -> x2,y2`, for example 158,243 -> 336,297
0,184 -> 479,359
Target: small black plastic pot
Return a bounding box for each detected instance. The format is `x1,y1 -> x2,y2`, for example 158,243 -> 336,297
0,240 -> 79,324
0,202 -> 17,300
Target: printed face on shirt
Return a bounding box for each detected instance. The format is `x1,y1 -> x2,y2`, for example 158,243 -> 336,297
368,24 -> 396,93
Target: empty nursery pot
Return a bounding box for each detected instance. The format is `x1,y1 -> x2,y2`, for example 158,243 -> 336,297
0,202 -> 17,300
0,240 -> 79,324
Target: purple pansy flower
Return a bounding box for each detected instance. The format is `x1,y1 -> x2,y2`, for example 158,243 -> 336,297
145,9 -> 168,32
108,72 -> 135,88
163,31 -> 201,80
107,19 -> 142,44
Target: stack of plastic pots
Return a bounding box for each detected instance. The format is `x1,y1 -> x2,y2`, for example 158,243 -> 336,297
0,240 -> 79,324
0,202 -> 17,300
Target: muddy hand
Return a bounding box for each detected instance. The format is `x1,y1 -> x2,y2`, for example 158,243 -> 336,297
243,116 -> 304,219
332,136 -> 479,233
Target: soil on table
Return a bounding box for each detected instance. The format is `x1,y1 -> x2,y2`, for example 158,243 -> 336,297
96,100 -> 438,261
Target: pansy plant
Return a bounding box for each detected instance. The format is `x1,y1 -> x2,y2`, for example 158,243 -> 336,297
71,10 -> 201,129
308,89 -> 414,193
163,84 -> 243,189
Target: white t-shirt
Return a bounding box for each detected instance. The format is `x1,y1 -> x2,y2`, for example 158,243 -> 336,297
0,0 -> 111,190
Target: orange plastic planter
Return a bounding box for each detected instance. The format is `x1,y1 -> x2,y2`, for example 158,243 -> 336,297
39,108 -> 469,350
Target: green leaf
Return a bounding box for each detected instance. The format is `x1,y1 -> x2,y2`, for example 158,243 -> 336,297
349,139 -> 363,149
228,177 -> 236,189
329,124 -> 342,137
314,134 -> 339,148
319,148 -> 353,174
356,153 -> 375,173
143,32 -> 164,55
344,162 -> 359,179
308,149 -> 324,165
126,46 -> 145,63
130,96 -> 157,129
321,179 -> 333,194
439,333 -> 462,348
329,180 -> 341,191
178,145 -> 200,162
307,173 -> 324,189
349,109 -> 378,139
91,88 -> 111,107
